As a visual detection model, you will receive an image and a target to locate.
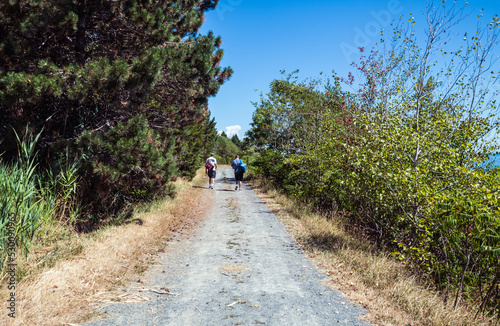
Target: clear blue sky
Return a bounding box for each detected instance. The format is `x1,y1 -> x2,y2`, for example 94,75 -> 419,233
199,0 -> 500,138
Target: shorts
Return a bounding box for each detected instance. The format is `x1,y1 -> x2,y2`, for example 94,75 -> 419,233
208,170 -> 216,178
235,172 -> 244,181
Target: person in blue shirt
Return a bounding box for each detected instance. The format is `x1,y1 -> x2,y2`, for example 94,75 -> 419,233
231,155 -> 244,191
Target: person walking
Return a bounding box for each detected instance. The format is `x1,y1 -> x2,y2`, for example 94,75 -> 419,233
205,153 -> 218,189
231,155 -> 245,191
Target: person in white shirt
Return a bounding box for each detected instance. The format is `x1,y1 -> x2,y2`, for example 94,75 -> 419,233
205,153 -> 218,189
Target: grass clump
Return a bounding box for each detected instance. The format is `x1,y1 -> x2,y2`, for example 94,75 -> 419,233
0,130 -> 53,273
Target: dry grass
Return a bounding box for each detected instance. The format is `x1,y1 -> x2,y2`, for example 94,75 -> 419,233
248,177 -> 498,326
0,169 -> 211,326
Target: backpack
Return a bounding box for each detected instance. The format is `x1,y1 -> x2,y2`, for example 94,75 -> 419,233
235,159 -> 247,173
205,160 -> 214,171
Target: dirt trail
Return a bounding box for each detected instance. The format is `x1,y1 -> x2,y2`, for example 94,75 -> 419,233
86,168 -> 370,325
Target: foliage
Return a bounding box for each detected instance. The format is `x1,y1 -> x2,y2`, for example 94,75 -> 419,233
247,72 -> 353,205
77,115 -> 176,221
214,134 -> 240,164
41,148 -> 81,224
0,130 -> 54,269
230,134 -> 242,148
247,2 -> 500,316
0,0 -> 232,220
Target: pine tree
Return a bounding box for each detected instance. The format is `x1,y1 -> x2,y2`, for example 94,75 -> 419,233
0,0 -> 232,218
0,0 -> 231,144
230,134 -> 242,148
78,115 -> 176,216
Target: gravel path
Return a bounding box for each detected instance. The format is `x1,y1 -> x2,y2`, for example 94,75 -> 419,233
86,168 -> 371,326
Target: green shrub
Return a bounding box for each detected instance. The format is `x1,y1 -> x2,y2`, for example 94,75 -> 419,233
248,76 -> 500,315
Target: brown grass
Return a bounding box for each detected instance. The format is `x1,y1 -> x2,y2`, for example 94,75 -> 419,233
0,169 -> 211,326
248,177 -> 498,326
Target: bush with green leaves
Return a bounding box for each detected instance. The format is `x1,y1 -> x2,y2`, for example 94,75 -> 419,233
248,3 -> 500,312
250,74 -> 500,317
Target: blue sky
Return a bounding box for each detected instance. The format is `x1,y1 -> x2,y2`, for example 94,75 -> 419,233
199,0 -> 500,138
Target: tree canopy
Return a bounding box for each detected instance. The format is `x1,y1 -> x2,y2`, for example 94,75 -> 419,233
0,0 -> 232,220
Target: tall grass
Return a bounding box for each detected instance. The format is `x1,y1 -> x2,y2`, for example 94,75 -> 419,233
0,128 -> 84,280
0,130 -> 55,271
42,147 -> 81,224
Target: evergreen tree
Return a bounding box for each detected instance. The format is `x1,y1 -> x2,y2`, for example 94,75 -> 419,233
77,114 -> 176,219
0,0 -> 231,149
230,134 -> 241,148
0,0 -> 232,218
173,112 -> 218,179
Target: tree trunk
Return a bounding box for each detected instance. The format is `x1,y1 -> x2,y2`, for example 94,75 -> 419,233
75,0 -> 87,64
